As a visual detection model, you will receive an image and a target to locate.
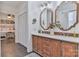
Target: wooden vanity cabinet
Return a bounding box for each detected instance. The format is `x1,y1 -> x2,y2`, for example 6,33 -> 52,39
32,35 -> 78,57
62,42 -> 78,57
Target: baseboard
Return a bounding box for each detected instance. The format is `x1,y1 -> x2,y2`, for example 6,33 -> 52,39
16,43 -> 27,50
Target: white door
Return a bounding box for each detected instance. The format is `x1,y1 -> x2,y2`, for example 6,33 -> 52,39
18,12 -> 28,47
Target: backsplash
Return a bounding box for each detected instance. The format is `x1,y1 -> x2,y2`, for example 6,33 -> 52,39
38,30 -> 50,34
54,32 -> 79,37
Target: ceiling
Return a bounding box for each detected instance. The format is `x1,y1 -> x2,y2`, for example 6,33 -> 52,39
0,1 -> 27,14
0,1 -> 78,15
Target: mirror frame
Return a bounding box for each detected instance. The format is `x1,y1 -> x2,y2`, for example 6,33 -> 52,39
55,1 -> 78,31
40,8 -> 53,30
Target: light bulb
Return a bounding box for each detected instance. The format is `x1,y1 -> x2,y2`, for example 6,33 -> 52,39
8,16 -> 11,19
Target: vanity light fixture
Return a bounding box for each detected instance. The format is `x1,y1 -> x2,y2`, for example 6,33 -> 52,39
44,2 -> 48,6
7,14 -> 11,19
40,2 -> 48,8
7,14 -> 15,20
40,4 -> 43,7
40,1 -> 52,10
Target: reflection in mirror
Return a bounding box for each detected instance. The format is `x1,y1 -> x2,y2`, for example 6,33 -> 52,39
68,11 -> 76,28
55,2 -> 78,31
40,8 -> 53,30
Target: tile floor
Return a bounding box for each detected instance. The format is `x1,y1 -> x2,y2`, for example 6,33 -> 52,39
25,52 -> 40,57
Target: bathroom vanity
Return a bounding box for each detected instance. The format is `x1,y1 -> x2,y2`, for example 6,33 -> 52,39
32,1 -> 79,57
32,33 -> 79,57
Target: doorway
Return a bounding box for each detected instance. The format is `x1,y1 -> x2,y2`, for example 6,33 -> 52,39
0,1 -> 28,57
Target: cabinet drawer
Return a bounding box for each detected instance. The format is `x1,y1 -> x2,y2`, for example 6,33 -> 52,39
62,42 -> 78,57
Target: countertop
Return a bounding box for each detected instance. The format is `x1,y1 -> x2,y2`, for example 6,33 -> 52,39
32,32 -> 79,43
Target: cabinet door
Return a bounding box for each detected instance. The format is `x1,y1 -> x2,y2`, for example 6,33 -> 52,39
62,42 -> 78,57
50,39 -> 61,57
32,36 -> 38,52
37,37 -> 43,55
42,38 -> 51,57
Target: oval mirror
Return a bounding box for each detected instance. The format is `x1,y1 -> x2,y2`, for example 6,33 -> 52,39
55,1 -> 78,31
40,8 -> 53,30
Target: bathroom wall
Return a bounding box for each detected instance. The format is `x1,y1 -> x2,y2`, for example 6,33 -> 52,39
31,1 -> 62,33
31,1 -> 79,34
27,1 -> 41,52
